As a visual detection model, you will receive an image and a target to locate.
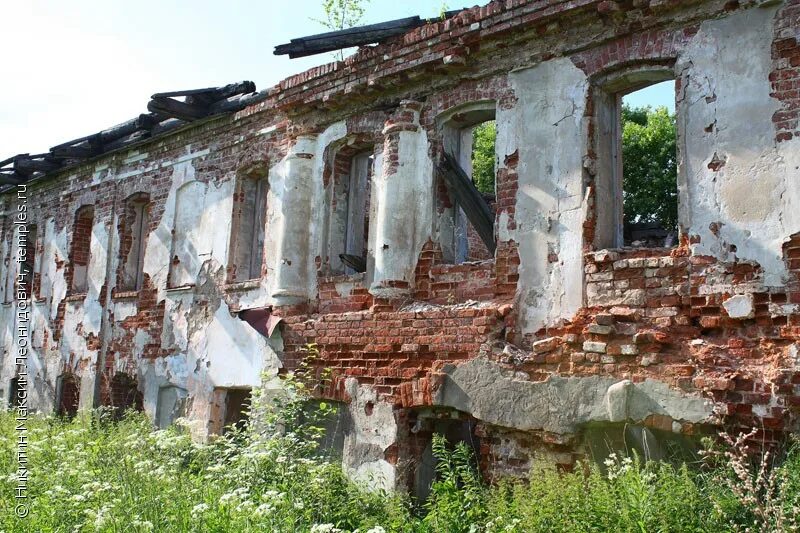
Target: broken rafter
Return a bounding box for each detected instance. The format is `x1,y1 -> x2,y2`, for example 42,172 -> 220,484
1,80 -> 257,183
14,153 -> 61,176
147,81 -> 257,122
339,254 -> 367,273
49,114 -> 162,160
147,97 -> 209,122
274,12 -> 462,59
437,151 -> 497,255
152,81 -> 256,102
0,172 -> 25,185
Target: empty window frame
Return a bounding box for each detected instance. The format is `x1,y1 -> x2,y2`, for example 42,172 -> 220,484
343,152 -> 373,273
118,193 -> 150,291
57,374 -> 81,418
327,146 -> 374,275
222,388 -> 252,434
8,377 -> 21,408
593,70 -> 678,249
229,170 -> 269,282
70,206 -> 94,293
440,103 -> 497,263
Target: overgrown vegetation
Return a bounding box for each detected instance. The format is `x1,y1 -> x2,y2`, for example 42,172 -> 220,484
2,355 -> 799,532
468,106 -> 679,234
311,0 -> 371,61
621,104 -> 678,231
472,121 -> 497,196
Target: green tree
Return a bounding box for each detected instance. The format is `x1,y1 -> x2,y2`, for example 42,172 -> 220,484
621,104 -> 678,231
471,121 -> 496,195
312,0 -> 370,60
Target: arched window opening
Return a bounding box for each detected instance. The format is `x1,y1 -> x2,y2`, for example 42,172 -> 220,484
118,193 -> 150,291
70,205 -> 95,294
593,69 -> 678,249
438,102 -> 497,264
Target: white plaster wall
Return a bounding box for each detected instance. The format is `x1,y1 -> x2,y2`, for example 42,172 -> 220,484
342,378 -> 397,492
371,123 -> 433,293
678,5 -> 797,286
266,136 -> 318,303
503,58 -> 588,334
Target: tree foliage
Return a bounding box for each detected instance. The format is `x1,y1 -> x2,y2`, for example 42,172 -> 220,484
621,104 -> 678,231
312,0 -> 370,60
466,107 -> 678,233
471,121 -> 496,195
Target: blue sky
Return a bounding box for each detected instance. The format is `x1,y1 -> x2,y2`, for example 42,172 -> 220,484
624,81 -> 675,113
0,1 -> 673,157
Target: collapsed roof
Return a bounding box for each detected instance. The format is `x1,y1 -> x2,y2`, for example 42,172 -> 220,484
0,8 -> 465,189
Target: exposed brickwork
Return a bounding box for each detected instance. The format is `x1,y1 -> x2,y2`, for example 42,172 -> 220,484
100,371 -> 144,416
280,304 -> 506,406
3,0 -> 798,485
771,0 -> 800,142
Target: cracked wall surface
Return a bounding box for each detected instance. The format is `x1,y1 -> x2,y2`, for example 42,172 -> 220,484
1,0 -> 799,489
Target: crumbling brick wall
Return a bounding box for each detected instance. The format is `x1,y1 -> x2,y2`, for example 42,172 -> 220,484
1,0 -> 799,490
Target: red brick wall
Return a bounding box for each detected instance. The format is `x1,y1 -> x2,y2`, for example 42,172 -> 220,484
771,0 -> 800,142
9,0 -> 799,478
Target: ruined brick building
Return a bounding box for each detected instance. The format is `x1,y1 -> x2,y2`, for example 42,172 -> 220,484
1,0 -> 799,493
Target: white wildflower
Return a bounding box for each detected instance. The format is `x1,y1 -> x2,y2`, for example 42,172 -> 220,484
310,525 -> 341,533
191,503 -> 210,517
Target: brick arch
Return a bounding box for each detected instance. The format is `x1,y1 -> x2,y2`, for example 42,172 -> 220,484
235,141 -> 271,175
570,25 -> 695,79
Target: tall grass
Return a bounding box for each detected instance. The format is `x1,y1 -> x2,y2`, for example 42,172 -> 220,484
1,385 -> 798,532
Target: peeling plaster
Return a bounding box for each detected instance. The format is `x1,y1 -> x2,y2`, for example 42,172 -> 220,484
342,378 -> 397,492
679,6 -> 795,286
505,58 -> 588,333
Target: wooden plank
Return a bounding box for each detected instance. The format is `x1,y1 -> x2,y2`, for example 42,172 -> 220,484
105,130 -> 150,152
150,118 -> 185,137
14,157 -> 60,175
275,16 -> 422,58
437,151 -> 496,254
153,81 -> 255,101
135,113 -> 161,130
3,80 -> 261,177
152,86 -> 220,99
50,142 -> 94,159
0,172 -> 25,185
274,11 -> 464,58
208,90 -> 269,114
0,155 -> 19,168
339,253 -> 367,273
147,97 -> 208,121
